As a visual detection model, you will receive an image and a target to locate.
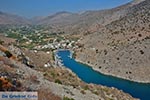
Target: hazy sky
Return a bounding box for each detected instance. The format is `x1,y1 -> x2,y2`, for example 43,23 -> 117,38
0,0 -> 132,18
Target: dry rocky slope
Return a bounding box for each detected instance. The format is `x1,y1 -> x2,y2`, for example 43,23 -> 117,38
0,41 -> 137,100
0,11 -> 30,25
75,0 -> 150,83
0,0 -> 145,34
35,0 -> 145,34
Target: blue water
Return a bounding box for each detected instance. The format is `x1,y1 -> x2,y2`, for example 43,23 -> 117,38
57,50 -> 150,100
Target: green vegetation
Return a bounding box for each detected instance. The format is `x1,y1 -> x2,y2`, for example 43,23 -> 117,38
7,33 -> 22,39
2,26 -> 58,49
51,72 -> 56,78
52,52 -> 55,60
1,25 -> 72,50
63,96 -> 74,100
72,52 -> 77,58
43,72 -> 48,77
102,88 -> 109,93
93,91 -> 99,95
83,85 -> 89,90
55,79 -> 62,84
0,25 -> 79,52
4,51 -> 13,58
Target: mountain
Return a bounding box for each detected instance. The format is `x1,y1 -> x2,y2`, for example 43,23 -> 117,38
35,0 -> 145,34
0,0 -> 145,31
32,11 -> 77,25
75,0 -> 150,82
0,11 -> 30,25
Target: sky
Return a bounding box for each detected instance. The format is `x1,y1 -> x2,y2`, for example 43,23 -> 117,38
0,0 -> 132,18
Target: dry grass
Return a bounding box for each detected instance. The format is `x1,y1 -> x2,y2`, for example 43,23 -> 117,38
38,88 -> 61,100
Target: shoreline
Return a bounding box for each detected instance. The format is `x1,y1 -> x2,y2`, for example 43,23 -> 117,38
55,49 -> 150,84
75,59 -> 150,84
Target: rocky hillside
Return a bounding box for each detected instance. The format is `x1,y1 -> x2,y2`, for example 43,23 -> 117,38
75,0 -> 150,82
33,11 -> 76,25
34,0 -> 145,34
0,39 -> 137,100
0,11 -> 30,25
0,0 -> 145,34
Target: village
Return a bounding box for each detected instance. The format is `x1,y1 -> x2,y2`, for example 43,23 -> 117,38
1,26 -> 83,68
34,38 -> 77,50
3,26 -> 81,51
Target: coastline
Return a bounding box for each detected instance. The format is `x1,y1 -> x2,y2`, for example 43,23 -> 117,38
55,49 -> 150,100
75,59 -> 150,84
55,49 -> 150,83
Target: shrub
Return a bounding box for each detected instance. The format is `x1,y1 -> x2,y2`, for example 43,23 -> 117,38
83,85 -> 89,90
63,96 -> 74,100
138,34 -> 142,37
93,91 -> 99,95
51,72 -> 56,78
140,50 -> 144,54
4,51 -> 12,58
55,79 -> 62,84
80,90 -> 86,94
96,49 -> 99,53
43,72 -> 48,76
104,49 -> 108,55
